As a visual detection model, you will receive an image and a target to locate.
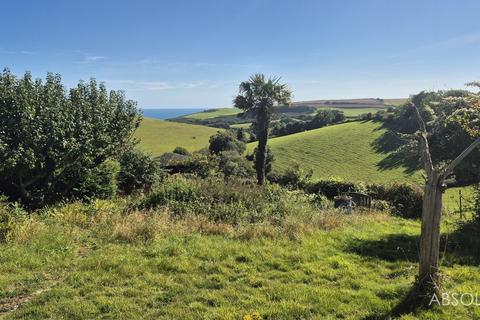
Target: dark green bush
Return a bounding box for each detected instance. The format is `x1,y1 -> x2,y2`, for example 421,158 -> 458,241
117,147 -> 161,194
304,178 -> 363,198
247,146 -> 274,176
140,177 -> 201,214
218,151 -> 255,180
0,70 -> 140,208
268,163 -> 312,189
367,183 -> 423,219
172,146 -> 190,155
68,160 -> 121,201
208,131 -> 246,155
164,154 -> 214,178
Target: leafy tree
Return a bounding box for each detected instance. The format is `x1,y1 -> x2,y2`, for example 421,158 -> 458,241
309,109 -> 345,129
234,74 -> 291,185
208,131 -> 246,155
380,88 -> 480,184
0,69 -> 140,207
409,88 -> 480,300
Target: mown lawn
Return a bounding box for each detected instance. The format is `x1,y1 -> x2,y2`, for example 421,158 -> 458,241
248,121 -> 422,184
1,200 -> 479,319
135,117 -> 221,156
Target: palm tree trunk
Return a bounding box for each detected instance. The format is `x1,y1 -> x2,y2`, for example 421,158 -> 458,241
255,110 -> 269,185
256,135 -> 267,185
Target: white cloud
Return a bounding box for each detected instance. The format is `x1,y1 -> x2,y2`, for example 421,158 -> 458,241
104,79 -> 231,92
193,62 -> 263,69
81,55 -> 106,64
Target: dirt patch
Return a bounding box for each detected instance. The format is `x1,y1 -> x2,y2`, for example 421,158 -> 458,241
0,286 -> 54,317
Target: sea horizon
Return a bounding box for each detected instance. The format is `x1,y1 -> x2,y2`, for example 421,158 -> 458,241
140,107 -> 210,120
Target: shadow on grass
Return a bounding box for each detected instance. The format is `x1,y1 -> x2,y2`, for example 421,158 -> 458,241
354,219 -> 480,319
349,218 -> 480,266
371,132 -> 420,174
349,233 -> 419,263
362,285 -> 437,320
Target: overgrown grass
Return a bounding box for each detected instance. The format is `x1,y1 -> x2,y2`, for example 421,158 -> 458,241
135,117 -> 221,156
1,178 -> 479,319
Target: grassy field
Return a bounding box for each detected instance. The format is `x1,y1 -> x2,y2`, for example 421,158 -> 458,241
182,108 -> 241,120
230,122 -> 252,129
135,117 -> 221,156
183,106 -> 387,121
1,199 -> 479,320
383,98 -> 407,106
248,121 -> 422,184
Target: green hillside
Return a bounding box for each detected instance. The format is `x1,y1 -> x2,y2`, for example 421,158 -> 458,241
383,98 -> 407,106
182,107 -> 241,120
135,117 -> 221,156
248,121 -> 422,184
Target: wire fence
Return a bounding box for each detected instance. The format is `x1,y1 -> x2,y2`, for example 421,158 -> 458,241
446,189 -> 477,220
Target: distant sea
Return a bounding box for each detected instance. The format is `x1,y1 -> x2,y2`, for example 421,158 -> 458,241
140,107 -> 207,120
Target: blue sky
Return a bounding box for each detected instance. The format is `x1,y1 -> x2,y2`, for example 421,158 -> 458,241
1,0 -> 480,107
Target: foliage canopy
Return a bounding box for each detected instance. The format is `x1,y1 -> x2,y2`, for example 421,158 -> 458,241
0,69 -> 140,207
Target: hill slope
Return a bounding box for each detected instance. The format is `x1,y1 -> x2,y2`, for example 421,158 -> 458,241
182,108 -> 241,120
248,121 -> 421,184
135,117 -> 221,156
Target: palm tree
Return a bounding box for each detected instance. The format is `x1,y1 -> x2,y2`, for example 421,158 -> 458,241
234,74 -> 291,185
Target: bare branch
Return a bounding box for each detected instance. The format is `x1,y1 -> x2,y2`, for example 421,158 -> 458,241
411,102 -> 434,175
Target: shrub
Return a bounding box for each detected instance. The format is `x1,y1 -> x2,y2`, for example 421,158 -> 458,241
247,146 -> 274,176
68,159 -> 121,201
268,162 -> 312,189
117,147 -> 161,194
172,146 -> 190,155
208,131 -> 246,155
304,177 -> 361,198
271,168 -> 422,218
368,183 -> 423,218
218,151 -> 255,180
164,154 -> 214,178
0,70 -> 140,208
372,199 -> 391,211
140,177 -> 201,214
307,193 -> 332,209
138,177 -> 313,225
